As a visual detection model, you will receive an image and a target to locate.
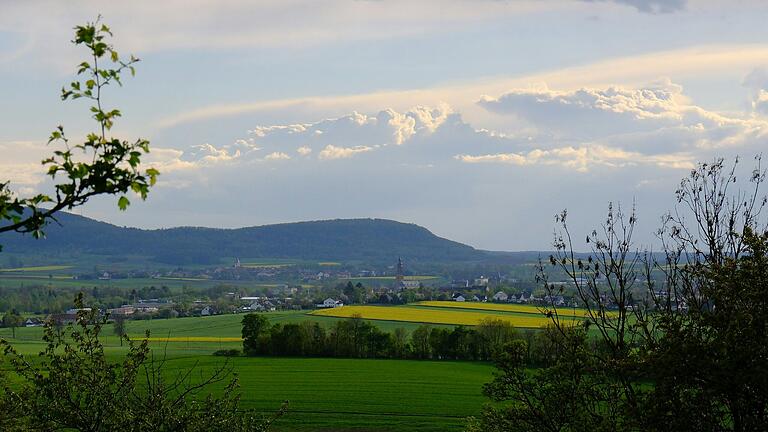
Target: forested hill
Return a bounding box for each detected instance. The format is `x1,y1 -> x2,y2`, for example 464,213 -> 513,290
0,213 -> 489,264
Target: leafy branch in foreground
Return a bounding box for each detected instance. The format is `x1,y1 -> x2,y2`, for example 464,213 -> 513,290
0,294 -> 286,431
471,156 -> 768,432
0,18 -> 158,245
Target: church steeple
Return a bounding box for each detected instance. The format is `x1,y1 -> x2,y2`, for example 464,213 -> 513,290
395,256 -> 405,290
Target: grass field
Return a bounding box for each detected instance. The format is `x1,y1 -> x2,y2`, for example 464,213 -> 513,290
1,315 -> 494,431
0,265 -> 73,272
311,305 -> 572,328
0,275 -> 271,291
0,311 -> 456,345
1,339 -> 492,431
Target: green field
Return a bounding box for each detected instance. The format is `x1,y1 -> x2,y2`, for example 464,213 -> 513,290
1,344 -> 491,432
0,311 -> 455,345
1,313 -> 494,432
0,265 -> 73,272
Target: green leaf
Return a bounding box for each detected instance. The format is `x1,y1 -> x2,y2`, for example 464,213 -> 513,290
117,196 -> 130,210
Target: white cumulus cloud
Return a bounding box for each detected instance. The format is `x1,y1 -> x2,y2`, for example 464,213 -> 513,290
318,145 -> 374,160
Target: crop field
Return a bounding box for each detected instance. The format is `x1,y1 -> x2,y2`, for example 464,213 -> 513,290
416,300 -> 610,318
1,311 -> 495,432
311,304 -> 575,328
0,275 -> 267,291
0,265 -> 73,272
1,337 -> 493,431
0,310 -> 453,345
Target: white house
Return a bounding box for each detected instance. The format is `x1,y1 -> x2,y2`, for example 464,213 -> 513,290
452,293 -> 466,302
201,306 -> 217,316
317,298 -> 343,308
492,291 -> 508,302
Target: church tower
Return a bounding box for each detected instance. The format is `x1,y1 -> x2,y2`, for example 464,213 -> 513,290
395,257 -> 405,291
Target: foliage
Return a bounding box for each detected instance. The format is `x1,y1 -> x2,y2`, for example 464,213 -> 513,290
1,311 -> 23,338
0,294 -> 285,431
471,156 -> 768,431
242,313 -> 525,361
0,19 -> 157,249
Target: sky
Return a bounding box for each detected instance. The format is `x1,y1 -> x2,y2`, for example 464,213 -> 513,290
2,0 -> 768,251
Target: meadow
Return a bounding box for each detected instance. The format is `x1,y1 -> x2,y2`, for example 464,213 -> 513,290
1,303 -> 573,431
1,314 -> 494,432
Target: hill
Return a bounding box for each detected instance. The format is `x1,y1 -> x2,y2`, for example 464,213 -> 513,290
0,213 -> 488,265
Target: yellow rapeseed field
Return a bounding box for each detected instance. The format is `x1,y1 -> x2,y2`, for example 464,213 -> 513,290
310,305 -> 574,328
416,301 -> 611,318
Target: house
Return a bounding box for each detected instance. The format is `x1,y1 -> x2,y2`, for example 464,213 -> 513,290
108,306 -> 135,316
24,318 -> 43,327
317,298 -> 343,308
473,276 -> 489,287
401,280 -> 421,289
200,306 -> 217,316
132,300 -> 174,313
492,291 -> 508,302
518,292 -> 529,303
452,293 -> 466,302
543,295 -> 566,307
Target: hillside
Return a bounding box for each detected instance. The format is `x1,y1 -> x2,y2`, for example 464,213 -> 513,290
0,213 -> 488,265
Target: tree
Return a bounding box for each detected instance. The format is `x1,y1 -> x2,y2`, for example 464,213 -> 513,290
0,295 -> 286,431
242,314 -> 272,355
0,18 -> 157,248
0,20 -> 286,431
1,311 -> 23,339
112,314 -> 126,346
411,325 -> 432,359
472,156 -> 768,431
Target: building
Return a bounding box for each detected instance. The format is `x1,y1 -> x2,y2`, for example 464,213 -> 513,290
108,306 -> 136,316
317,298 -> 344,308
201,306 -> 218,316
395,257 -> 405,291
492,291 -> 509,302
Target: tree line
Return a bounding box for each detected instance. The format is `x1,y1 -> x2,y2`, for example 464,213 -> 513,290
241,313 -> 568,365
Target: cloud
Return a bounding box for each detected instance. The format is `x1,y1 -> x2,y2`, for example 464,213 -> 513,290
456,145 -> 695,172
246,105 -> 454,156
156,44 -> 768,130
264,151 -> 291,160
476,79 -> 768,154
318,145 -> 374,160
578,0 -> 686,14
742,67 -> 768,114
0,0 -> 551,72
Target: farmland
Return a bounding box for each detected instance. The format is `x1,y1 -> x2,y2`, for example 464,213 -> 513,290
0,265 -> 73,272
416,300 -> 613,318
0,304 -> 568,431
1,312 -> 495,432
311,304 -> 576,328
